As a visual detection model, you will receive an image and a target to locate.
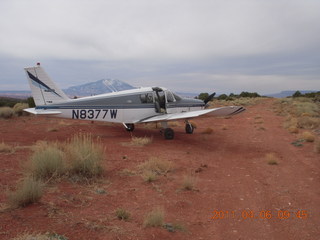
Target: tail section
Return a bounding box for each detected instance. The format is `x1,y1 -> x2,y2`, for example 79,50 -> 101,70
24,63 -> 70,106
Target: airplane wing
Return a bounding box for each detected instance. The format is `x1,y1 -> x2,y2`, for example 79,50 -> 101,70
139,106 -> 245,123
24,108 -> 62,115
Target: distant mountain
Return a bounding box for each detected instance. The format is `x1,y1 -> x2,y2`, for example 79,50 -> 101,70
266,90 -> 318,98
0,91 -> 31,99
63,79 -> 135,97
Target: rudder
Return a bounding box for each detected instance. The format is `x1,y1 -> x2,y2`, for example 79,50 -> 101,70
24,63 -> 69,106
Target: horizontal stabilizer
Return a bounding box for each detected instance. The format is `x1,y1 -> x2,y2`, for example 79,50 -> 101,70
139,106 -> 245,123
24,108 -> 62,115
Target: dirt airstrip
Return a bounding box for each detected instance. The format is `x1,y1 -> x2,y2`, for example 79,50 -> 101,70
0,99 -> 319,240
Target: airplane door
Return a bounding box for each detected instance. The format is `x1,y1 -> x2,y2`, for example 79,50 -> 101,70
165,90 -> 176,114
153,89 -> 166,113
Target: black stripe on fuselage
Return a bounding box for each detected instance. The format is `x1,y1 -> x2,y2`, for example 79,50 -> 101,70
35,105 -> 156,110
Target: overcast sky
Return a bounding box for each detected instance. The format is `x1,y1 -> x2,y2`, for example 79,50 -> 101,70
0,0 -> 319,94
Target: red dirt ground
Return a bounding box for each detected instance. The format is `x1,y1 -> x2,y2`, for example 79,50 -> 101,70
0,99 -> 319,240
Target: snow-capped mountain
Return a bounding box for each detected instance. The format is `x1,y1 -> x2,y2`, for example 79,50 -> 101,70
63,79 -> 135,97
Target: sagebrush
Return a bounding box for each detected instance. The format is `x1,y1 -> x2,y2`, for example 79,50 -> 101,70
65,133 -> 104,178
30,142 -> 64,180
143,207 -> 165,227
9,178 -> 43,208
0,107 -> 14,119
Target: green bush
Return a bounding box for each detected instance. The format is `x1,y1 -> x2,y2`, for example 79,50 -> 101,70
9,178 -> 43,208
27,97 -> 36,108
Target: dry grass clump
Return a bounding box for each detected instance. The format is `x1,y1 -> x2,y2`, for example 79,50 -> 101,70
201,127 -> 213,134
291,99 -> 319,117
141,170 -> 157,182
274,98 -> 320,131
65,133 -> 104,178
181,175 -> 197,190
288,126 -> 299,134
29,142 -> 64,180
0,141 -> 15,153
115,208 -> 131,221
0,107 -> 14,119
13,103 -> 29,116
301,131 -> 315,142
265,153 -> 279,165
8,178 -> 43,208
139,157 -> 173,175
210,97 -> 264,108
139,158 -> 173,182
12,232 -> 68,240
143,207 -> 165,227
296,116 -> 320,129
130,136 -> 153,146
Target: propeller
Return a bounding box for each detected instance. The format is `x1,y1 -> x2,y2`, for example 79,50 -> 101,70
204,92 -> 216,105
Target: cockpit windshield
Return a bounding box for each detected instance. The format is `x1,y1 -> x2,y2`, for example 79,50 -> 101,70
166,90 -> 175,102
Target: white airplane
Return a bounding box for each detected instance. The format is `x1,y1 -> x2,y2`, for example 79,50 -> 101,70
24,63 -> 245,139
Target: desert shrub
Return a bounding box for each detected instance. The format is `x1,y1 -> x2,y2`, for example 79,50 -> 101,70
9,178 -> 43,208
65,133 -> 104,178
139,157 -> 173,175
301,132 -> 315,142
217,94 -> 229,100
0,142 -> 15,153
12,232 -> 68,240
139,158 -> 172,182
0,107 -> 14,119
142,170 -> 157,182
274,98 -> 320,131
130,136 -> 153,146
115,208 -> 131,221
143,207 -> 165,227
297,116 -> 320,129
288,126 -> 299,134
265,153 -> 279,165
30,143 -> 64,180
181,175 -> 197,190
292,100 -> 319,117
27,97 -> 36,108
13,103 -> 29,116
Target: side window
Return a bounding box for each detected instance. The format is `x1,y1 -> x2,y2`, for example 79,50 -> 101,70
140,93 -> 153,103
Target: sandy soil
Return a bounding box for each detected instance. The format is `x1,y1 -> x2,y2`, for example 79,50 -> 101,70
0,99 -> 319,240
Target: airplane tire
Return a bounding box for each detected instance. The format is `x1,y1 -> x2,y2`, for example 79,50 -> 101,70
125,123 -> 135,132
185,123 -> 194,134
164,128 -> 174,140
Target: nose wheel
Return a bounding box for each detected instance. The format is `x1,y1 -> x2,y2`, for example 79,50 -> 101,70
123,123 -> 135,132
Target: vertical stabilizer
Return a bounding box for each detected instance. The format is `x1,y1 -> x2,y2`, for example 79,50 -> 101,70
24,63 -> 69,105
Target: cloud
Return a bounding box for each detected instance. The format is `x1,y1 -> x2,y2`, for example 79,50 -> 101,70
0,0 -> 319,93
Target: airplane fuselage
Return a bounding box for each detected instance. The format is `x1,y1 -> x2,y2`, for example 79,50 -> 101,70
33,87 -> 205,124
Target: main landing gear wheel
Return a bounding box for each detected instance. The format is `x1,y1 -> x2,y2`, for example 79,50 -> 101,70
185,123 -> 194,134
164,128 -> 174,140
124,123 -> 135,132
